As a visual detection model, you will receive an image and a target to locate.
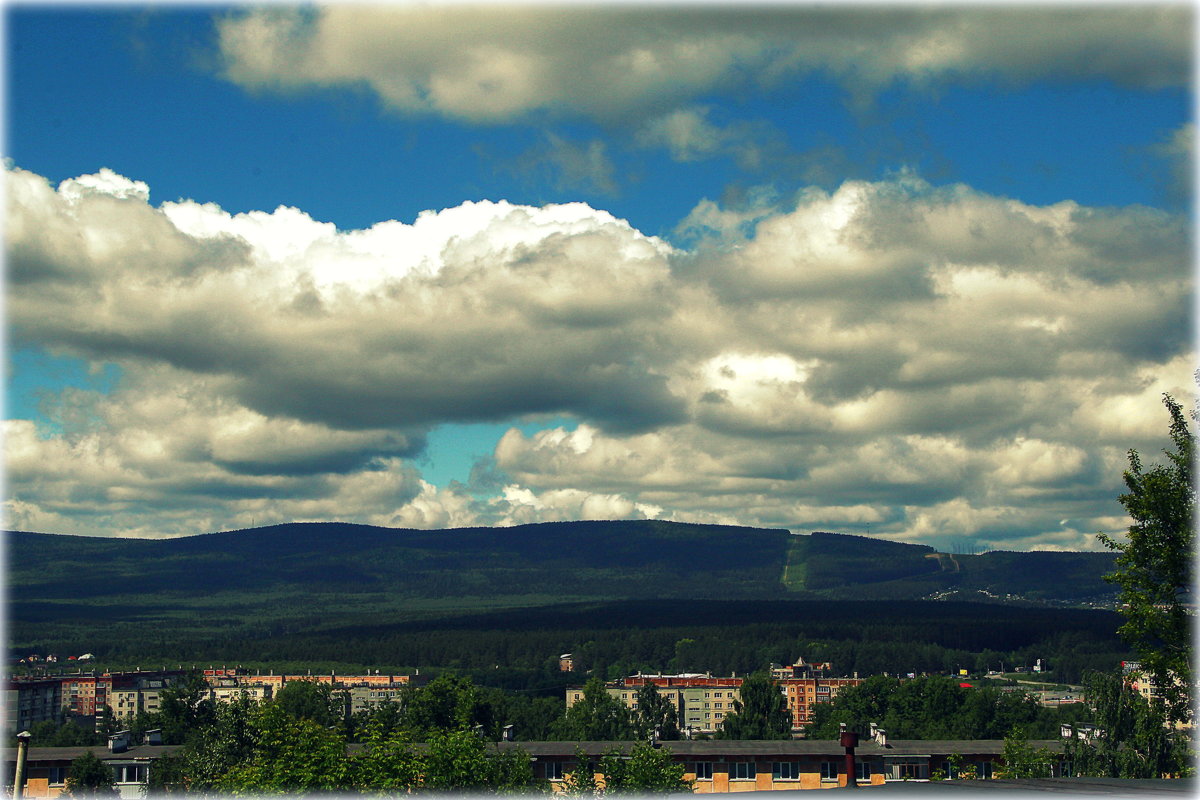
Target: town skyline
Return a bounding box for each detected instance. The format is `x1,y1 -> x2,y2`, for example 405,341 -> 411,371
5,4 -> 1194,549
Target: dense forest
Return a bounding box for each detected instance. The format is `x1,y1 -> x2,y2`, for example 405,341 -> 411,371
10,522 -> 1128,695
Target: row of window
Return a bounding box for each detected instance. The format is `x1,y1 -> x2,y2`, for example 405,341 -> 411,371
543,760 -> 995,783
46,765 -> 146,786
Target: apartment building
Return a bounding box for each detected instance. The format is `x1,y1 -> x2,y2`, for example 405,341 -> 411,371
5,678 -> 62,734
778,677 -> 862,730
568,665 -> 863,736
567,674 -> 744,736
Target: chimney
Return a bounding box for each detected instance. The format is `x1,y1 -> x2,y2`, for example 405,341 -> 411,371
875,729 -> 887,747
870,722 -> 878,739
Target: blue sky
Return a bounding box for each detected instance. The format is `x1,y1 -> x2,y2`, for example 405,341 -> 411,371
4,4 -> 1194,547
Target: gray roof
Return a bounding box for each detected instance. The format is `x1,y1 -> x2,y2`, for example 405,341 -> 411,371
13,739 -> 1066,763
490,740 -> 1064,757
15,745 -> 182,763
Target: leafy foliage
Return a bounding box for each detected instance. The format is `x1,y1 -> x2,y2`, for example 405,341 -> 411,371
557,677 -> 634,741
1063,670 -> 1191,779
632,683 -> 680,741
597,743 -> 693,794
1099,394 -> 1194,726
64,751 -> 116,798
716,670 -> 790,739
999,726 -> 1056,778
808,676 -> 1056,740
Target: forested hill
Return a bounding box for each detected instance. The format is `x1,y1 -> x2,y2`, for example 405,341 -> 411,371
9,520 -> 792,602
9,520 -> 1119,663
7,520 -> 1113,606
10,520 -> 1117,607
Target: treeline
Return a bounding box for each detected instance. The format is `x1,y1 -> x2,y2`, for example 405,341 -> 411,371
807,675 -> 1088,740
64,600 -> 1128,689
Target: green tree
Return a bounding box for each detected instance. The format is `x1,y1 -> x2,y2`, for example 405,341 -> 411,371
716,670 -> 790,739
28,720 -> 102,747
175,695 -> 259,792
1099,394 -> 1194,726
558,678 -> 634,741
1064,670 -> 1190,779
347,722 -> 422,793
560,747 -> 599,797
421,729 -> 544,793
597,743 -> 692,794
272,679 -> 348,730
999,726 -> 1056,778
157,671 -> 217,744
402,674 -> 495,738
217,703 -> 351,794
65,751 -> 117,798
631,683 -> 680,741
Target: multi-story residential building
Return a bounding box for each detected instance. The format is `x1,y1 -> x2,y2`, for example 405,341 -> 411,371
200,668 -> 416,711
568,665 -> 863,736
778,676 -> 862,730
568,674 -> 744,736
4,678 -> 62,734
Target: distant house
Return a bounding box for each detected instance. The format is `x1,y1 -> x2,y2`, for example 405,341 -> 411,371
559,653 -> 574,672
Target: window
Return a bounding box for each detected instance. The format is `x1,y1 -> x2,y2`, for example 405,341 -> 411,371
976,761 -> 993,780
731,762 -> 756,780
714,702 -> 723,708
544,762 -> 564,781
714,692 -> 723,698
692,762 -> 713,780
48,767 -> 67,786
889,762 -> 925,780
772,762 -> 800,781
113,765 -> 146,784
855,762 -> 871,782
940,761 -> 958,780
820,762 -> 839,781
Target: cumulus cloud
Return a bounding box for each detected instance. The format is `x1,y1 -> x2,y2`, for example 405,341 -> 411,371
215,6 -> 1190,124
5,164 -> 1193,547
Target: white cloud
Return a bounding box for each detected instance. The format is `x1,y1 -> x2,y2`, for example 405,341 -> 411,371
215,6 -> 1190,124
6,164 -> 1192,546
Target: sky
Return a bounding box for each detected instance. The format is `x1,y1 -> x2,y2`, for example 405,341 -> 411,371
3,3 -> 1194,550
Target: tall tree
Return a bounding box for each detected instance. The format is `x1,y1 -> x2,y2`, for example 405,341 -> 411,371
1063,670 -> 1190,779
597,743 -> 692,794
217,703 -> 351,794
716,671 -> 790,740
65,751 -> 116,798
1099,394 -> 1194,725
999,726 -> 1056,778
557,678 -> 633,741
402,674 -> 495,738
631,683 -> 680,741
